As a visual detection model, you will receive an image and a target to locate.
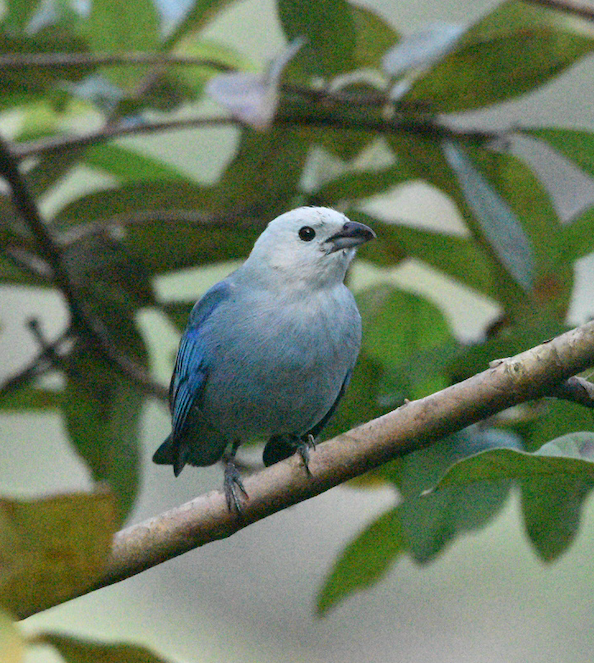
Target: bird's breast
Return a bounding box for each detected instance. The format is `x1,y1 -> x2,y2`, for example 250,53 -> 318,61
199,285 -> 361,440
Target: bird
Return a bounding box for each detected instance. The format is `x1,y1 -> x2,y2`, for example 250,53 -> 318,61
152,206 -> 376,512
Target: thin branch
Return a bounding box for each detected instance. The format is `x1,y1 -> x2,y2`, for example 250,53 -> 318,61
0,135 -> 167,401
59,208 -> 257,246
553,376 -> 594,408
0,328 -> 71,398
19,318 -> 594,619
524,0 -> 594,21
12,117 -> 239,158
12,111 -> 498,159
0,52 -> 232,71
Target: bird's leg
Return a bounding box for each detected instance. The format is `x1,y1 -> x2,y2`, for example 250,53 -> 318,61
222,440 -> 248,514
297,434 -> 316,474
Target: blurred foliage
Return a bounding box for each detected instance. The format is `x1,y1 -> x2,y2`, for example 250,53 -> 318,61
1,0 -> 594,652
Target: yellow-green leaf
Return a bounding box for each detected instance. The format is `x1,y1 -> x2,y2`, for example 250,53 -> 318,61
0,610 -> 23,663
0,492 -> 117,619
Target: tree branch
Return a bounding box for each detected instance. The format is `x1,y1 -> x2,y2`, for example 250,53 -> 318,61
20,319 -> 594,619
0,52 -> 232,70
11,109 -> 498,159
0,135 -> 168,401
60,208 -> 257,246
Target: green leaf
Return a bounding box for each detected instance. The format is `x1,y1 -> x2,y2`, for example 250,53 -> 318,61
350,5 -> 399,70
319,427 -> 519,611
323,353 -> 387,439
42,633 -> 170,663
85,0 -> 161,89
521,472 -> 588,561
62,234 -> 154,318
0,385 -> 62,411
0,492 -> 117,619
317,508 -> 405,615
165,0 -> 240,49
25,148 -> 84,198
61,355 -> 143,520
359,284 -> 453,366
387,134 -> 528,309
160,301 -> 195,332
405,0 -> 594,112
325,284 -> 457,440
353,212 -> 498,298
456,143 -> 573,318
443,141 -> 535,292
520,400 -> 594,453
53,180 -> 211,229
124,219 -> 260,274
359,283 -> 456,400
0,610 -> 23,663
526,127 -> 594,178
560,204 -> 594,262
83,145 -> 192,183
4,0 -> 43,32
278,0 -> 357,77
170,38 -> 253,98
0,30 -> 90,107
395,428 -> 518,562
213,126 -> 309,217
315,165 -> 411,205
432,432 -> 594,560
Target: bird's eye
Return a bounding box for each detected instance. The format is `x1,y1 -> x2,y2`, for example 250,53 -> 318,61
298,226 -> 316,242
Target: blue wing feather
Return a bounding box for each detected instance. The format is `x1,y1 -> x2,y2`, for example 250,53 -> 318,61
168,281 -> 232,440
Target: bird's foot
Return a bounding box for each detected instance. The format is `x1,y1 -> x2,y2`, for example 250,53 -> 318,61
223,442 -> 248,515
297,434 -> 316,475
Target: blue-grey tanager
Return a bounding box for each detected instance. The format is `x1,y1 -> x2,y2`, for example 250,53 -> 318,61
153,206 -> 375,511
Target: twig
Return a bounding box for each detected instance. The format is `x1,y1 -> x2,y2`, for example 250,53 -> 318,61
12,111 -> 498,159
12,117 -> 239,158
524,0 -> 594,21
59,208 -> 257,246
17,318 -> 594,618
0,135 -> 167,401
0,52 -> 232,71
0,328 -> 72,398
553,376 -> 594,408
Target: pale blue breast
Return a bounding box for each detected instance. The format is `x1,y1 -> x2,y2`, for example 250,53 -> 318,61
198,282 -> 361,442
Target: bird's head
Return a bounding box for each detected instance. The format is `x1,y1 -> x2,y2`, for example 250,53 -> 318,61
245,207 -> 376,289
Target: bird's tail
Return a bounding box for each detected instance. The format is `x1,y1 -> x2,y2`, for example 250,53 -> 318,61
152,434 -> 189,476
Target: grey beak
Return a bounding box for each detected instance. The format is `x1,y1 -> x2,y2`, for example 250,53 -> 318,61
326,221 -> 376,253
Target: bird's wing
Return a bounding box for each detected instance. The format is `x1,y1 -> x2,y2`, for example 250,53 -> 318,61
169,281 -> 231,438
307,367 -> 353,438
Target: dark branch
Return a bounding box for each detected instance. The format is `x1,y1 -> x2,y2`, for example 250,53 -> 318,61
0,52 -> 232,71
12,110 -> 499,159
60,208 -> 257,245
0,135 -> 167,401
12,117 -> 239,158
0,328 -> 71,399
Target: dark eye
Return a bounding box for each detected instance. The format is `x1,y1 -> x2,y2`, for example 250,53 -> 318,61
298,226 -> 316,242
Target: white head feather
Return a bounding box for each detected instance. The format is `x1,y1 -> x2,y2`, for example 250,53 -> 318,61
243,207 -> 374,290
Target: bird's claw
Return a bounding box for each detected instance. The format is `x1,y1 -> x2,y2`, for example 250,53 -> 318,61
298,434 -> 316,475
223,442 -> 248,515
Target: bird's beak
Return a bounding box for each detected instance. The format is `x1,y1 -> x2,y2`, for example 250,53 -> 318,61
325,221 -> 376,254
